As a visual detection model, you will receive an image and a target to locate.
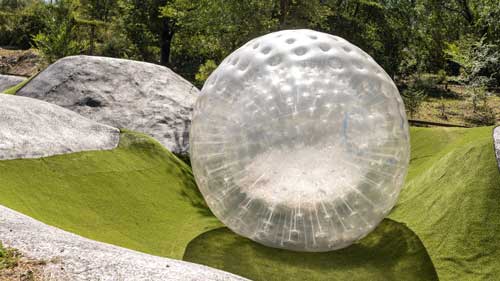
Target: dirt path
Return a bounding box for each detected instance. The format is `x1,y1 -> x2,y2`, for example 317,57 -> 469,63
0,48 -> 43,77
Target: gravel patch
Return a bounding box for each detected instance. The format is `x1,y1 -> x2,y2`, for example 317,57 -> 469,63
0,205 -> 248,281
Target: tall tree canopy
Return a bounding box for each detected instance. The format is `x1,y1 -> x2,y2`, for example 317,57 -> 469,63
0,0 -> 498,87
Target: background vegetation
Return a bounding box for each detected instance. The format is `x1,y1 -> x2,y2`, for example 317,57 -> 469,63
0,0 -> 499,125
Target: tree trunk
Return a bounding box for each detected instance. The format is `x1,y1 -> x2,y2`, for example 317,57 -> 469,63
279,0 -> 290,27
458,0 -> 474,24
89,25 -> 95,56
160,20 -> 174,67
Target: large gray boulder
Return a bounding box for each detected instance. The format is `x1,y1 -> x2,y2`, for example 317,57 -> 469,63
0,94 -> 119,160
0,205 -> 248,281
0,74 -> 25,92
17,56 -> 198,157
495,126 -> 499,171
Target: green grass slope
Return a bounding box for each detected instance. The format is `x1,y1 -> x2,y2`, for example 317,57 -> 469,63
0,131 -> 221,259
183,220 -> 438,281
388,126 -> 500,281
183,126 -> 499,281
0,127 -> 498,280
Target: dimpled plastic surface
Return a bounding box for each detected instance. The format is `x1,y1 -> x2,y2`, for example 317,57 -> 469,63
190,29 -> 410,252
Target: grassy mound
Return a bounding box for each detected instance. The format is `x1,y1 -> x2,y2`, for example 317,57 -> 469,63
183,126 -> 499,281
183,220 -> 438,281
388,126 -> 500,281
0,126 -> 498,280
0,131 -> 221,259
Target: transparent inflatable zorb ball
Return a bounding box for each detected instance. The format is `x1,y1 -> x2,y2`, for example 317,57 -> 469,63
190,29 -> 409,252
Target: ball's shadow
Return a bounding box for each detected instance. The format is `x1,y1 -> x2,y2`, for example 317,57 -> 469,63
183,219 -> 438,281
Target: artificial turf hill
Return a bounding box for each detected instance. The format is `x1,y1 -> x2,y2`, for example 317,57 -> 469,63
0,88 -> 498,280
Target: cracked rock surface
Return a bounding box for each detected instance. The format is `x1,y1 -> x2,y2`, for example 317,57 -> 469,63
0,94 -> 119,160
0,74 -> 25,92
0,205 -> 248,281
17,55 -> 198,157
495,126 -> 499,170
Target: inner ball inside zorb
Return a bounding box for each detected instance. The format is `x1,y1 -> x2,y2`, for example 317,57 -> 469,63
190,29 -> 409,252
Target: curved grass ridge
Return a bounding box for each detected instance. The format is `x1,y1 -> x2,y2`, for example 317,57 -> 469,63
183,220 -> 438,281
389,126 -> 500,281
0,130 -> 222,259
0,127 -> 498,280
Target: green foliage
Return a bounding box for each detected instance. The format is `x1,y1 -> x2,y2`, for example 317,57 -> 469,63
2,0 -> 499,92
437,69 -> 448,84
465,103 -> 496,126
445,35 -> 500,87
0,0 -> 41,11
0,241 -> 20,270
31,0 -> 85,63
78,0 -> 117,21
465,85 -> 496,125
95,22 -> 138,59
184,220 -> 438,281
402,87 -> 426,118
33,21 -> 82,63
0,1 -> 49,48
118,0 -> 165,63
195,59 -> 217,87
164,0 -> 278,80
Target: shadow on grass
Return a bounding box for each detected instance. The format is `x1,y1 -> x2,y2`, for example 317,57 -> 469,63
183,219 -> 438,281
123,129 -> 215,219
176,165 -> 215,219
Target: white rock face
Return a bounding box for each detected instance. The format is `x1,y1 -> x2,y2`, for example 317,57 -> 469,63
494,126 -> 500,170
0,74 -> 25,92
0,205 -> 248,281
17,56 -> 198,157
190,29 -> 410,252
0,94 -> 119,160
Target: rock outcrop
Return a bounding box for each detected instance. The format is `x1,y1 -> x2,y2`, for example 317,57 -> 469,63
0,74 -> 25,92
0,205 -> 247,281
17,56 -> 198,157
0,94 -> 119,160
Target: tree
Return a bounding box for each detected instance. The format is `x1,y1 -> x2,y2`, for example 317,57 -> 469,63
321,0 -> 409,78
445,35 -> 500,87
0,1 -> 49,48
118,0 -> 174,65
78,0 -> 116,22
161,0 -> 277,83
33,0 -> 83,62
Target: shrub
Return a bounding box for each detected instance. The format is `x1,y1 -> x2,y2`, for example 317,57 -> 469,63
33,19 -> 83,63
0,241 -> 20,270
195,59 -> 217,87
465,83 -> 497,126
401,87 -> 426,119
445,35 -> 500,88
32,0 -> 84,63
0,2 -> 49,49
